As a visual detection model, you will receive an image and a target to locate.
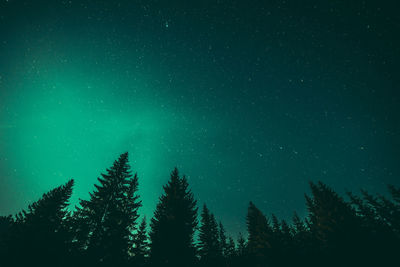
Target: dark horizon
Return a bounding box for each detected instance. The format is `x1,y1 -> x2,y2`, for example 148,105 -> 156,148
1,152 -> 399,267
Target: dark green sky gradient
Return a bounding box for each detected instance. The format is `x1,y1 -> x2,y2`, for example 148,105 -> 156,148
1,0 -> 400,235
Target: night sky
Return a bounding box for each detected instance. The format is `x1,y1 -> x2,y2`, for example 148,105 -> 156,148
1,0 -> 399,235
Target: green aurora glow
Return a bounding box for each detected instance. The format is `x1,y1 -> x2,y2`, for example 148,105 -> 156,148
1,1 -> 400,235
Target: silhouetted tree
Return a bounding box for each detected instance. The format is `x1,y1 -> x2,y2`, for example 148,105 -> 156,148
235,232 -> 247,267
236,232 -> 247,257
225,236 -> 236,259
72,152 -> 141,266
149,168 -> 198,267
348,185 -> 400,266
246,202 -> 273,266
269,214 -> 293,265
0,215 -> 14,265
6,180 -> 74,267
305,181 -> 361,266
219,221 -> 228,258
290,211 -> 310,263
198,204 -> 222,266
3,154 -> 400,267
131,216 -> 149,266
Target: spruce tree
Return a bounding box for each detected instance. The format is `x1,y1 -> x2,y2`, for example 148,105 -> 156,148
219,221 -> 227,257
349,187 -> 400,265
280,219 -> 293,266
291,212 -> 310,266
236,232 -> 247,257
149,168 -> 198,267
73,152 -> 141,266
388,185 -> 400,204
0,215 -> 13,262
246,201 -> 273,264
271,214 -> 281,234
236,232 -> 247,267
131,217 -> 149,266
198,204 -> 221,265
225,236 -> 236,258
305,181 -> 360,266
292,212 -> 306,234
8,180 -> 74,267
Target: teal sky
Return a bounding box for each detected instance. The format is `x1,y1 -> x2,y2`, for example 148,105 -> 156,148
1,0 -> 400,236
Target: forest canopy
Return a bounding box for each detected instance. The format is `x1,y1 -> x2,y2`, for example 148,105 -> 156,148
1,153 -> 399,267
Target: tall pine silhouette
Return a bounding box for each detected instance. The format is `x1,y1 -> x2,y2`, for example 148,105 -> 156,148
198,204 -> 221,266
5,179 -> 74,267
219,221 -> 228,258
73,152 -> 141,266
149,168 -> 198,267
305,181 -> 360,267
246,201 -> 273,266
131,216 -> 149,267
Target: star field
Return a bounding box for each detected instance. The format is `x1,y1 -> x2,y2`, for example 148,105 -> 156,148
0,0 -> 399,235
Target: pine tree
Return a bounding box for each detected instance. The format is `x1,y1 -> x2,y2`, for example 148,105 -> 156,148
131,217 -> 149,266
7,180 -> 74,267
305,181 -> 360,266
219,221 -> 227,257
293,212 -> 312,255
388,185 -> 400,204
349,187 -> 400,265
271,214 -> 281,234
225,236 -> 236,258
198,204 -> 221,265
270,214 -> 290,265
246,201 -> 273,265
0,215 -> 13,261
73,152 -> 141,266
236,232 -> 247,267
270,214 -> 282,252
236,232 -> 247,257
292,212 -> 306,234
291,212 -> 310,266
149,168 -> 198,267
280,219 -> 293,266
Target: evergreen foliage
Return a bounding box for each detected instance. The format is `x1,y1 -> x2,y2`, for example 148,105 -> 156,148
72,152 -> 141,266
131,216 -> 149,266
246,201 -> 273,265
3,180 -> 74,267
219,221 -> 227,257
198,204 -> 222,265
1,156 -> 399,267
149,168 -> 198,267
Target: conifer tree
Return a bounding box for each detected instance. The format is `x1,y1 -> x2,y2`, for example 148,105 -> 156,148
271,214 -> 281,234
388,185 -> 400,204
306,182 -> 359,246
291,212 -> 310,266
198,204 -> 221,265
280,219 -> 293,266
349,186 -> 400,265
225,236 -> 236,258
292,212 -> 306,234
236,232 -> 247,257
236,232 -> 247,267
270,214 -> 288,265
246,201 -> 273,264
219,221 -> 227,257
131,216 -> 149,266
73,152 -> 141,266
8,180 -> 74,267
305,181 -> 360,266
0,215 -> 13,261
149,168 -> 198,267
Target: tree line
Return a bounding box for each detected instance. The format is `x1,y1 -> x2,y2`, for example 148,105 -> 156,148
0,152 -> 399,267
